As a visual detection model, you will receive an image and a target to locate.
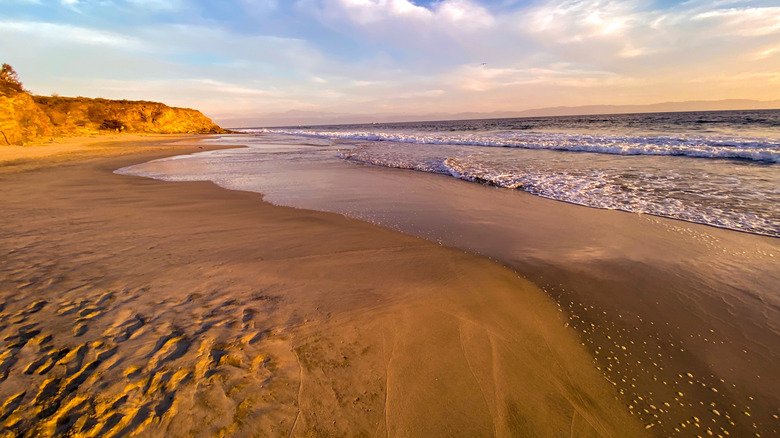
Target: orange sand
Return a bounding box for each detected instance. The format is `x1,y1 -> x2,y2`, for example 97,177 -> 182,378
0,137 -> 644,436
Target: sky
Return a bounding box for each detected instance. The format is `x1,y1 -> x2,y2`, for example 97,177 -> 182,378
2,0 -> 779,125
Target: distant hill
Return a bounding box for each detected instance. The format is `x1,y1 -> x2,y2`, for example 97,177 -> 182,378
225,99 -> 780,128
505,99 -> 780,118
1,64 -> 227,145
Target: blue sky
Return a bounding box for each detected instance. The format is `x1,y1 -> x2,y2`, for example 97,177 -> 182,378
2,0 -> 779,125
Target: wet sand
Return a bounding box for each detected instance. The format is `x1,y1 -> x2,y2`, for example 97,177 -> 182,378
122,133 -> 780,437
0,137 -> 644,436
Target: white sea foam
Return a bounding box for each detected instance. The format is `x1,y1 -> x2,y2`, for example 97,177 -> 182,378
120,115 -> 780,238
245,128 -> 780,163
343,142 -> 780,237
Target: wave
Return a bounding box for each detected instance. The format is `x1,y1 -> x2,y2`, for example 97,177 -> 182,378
342,147 -> 779,238
244,128 -> 780,164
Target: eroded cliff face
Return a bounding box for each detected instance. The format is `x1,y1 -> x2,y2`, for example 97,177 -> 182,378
0,92 -> 226,145
0,92 -> 54,145
33,96 -> 226,137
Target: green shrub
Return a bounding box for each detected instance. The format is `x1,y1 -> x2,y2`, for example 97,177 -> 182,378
0,63 -> 25,96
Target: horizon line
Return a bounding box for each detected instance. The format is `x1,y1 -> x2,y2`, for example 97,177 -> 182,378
223,99 -> 780,129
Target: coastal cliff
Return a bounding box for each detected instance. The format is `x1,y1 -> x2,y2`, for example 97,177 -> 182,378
0,64 -> 227,145
32,96 -> 227,137
0,91 -> 55,145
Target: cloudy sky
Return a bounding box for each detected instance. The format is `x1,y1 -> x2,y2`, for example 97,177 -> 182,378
2,0 -> 779,125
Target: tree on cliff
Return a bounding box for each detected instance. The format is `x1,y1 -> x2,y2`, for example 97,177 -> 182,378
0,64 -> 25,96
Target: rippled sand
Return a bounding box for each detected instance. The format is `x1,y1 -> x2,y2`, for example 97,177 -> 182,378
0,138 -> 643,436
118,133 -> 780,437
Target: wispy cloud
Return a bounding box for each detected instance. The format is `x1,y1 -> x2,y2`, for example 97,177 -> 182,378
449,63 -> 621,92
752,45 -> 779,60
692,7 -> 780,37
522,0 -> 640,42
191,79 -> 270,96
2,0 -> 779,122
0,20 -> 145,49
298,0 -> 494,44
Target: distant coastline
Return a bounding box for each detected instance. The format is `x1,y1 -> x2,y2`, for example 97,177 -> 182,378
224,99 -> 780,128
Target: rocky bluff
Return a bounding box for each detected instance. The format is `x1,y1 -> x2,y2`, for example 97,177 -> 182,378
1,65 -> 227,145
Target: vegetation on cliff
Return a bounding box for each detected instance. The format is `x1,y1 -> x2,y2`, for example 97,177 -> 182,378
1,64 -> 227,145
32,96 -> 227,137
0,64 -> 25,95
1,64 -> 54,145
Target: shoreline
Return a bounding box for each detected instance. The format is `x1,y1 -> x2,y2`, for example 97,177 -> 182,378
117,133 -> 780,437
0,136 -> 645,436
347,154 -> 779,239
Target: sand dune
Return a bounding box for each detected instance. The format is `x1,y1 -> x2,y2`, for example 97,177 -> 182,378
0,138 -> 645,436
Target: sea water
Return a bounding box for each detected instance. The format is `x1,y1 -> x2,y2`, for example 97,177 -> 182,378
119,110 -> 780,237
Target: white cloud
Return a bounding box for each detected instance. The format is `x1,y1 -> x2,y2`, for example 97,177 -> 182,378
191,79 -> 270,96
692,7 -> 780,37
300,0 -> 494,38
331,0 -> 432,24
617,45 -> 651,58
509,0 -> 780,71
523,0 -> 641,43
437,0 -> 493,28
0,20 -> 144,49
448,62 -> 620,92
751,45 -> 779,60
5,0 -> 780,120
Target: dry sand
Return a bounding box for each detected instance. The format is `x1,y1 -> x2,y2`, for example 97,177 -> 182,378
0,134 -> 212,172
0,137 -> 645,436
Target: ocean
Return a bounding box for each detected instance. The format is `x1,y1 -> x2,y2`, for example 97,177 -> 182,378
119,109 -> 780,237
116,109 -> 780,437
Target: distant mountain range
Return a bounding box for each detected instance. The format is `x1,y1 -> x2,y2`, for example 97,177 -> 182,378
220,99 -> 780,128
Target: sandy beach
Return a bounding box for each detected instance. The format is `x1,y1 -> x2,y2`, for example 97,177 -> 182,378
7,0 -> 779,435
118,132 -> 780,437
0,136 -> 646,437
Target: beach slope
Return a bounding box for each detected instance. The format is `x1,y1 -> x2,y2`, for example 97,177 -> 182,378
0,138 -> 644,436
